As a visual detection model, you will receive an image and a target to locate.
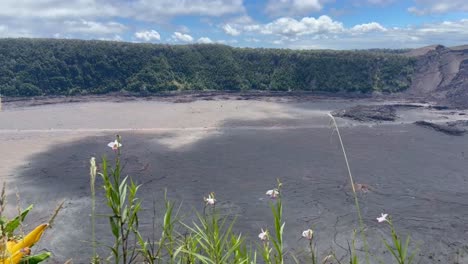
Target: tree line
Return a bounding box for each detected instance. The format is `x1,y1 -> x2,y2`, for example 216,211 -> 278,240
0,38 -> 416,96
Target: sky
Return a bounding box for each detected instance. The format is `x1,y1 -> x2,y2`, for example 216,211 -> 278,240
0,0 -> 467,49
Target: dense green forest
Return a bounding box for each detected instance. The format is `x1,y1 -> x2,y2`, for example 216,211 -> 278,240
0,38 -> 416,96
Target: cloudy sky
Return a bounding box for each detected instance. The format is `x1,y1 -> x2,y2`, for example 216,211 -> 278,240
1,0 -> 467,49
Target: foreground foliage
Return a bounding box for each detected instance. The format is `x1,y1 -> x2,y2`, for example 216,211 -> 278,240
90,135 -> 418,264
0,189 -> 51,264
0,38 -> 415,96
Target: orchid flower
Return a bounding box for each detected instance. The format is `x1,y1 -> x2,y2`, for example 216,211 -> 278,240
302,229 -> 314,240
377,213 -> 389,223
107,140 -> 122,150
258,228 -> 269,241
204,192 -> 216,206
266,189 -> 279,199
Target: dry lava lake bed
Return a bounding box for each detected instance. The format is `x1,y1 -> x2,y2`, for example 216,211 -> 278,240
1,96 -> 468,263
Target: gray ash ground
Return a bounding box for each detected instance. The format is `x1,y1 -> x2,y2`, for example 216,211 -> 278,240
1,98 -> 468,263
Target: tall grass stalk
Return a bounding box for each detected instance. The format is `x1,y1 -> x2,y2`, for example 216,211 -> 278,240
345,230 -> 360,264
90,157 -> 98,263
159,191 -> 177,263
172,192 -> 254,264
137,191 -> 179,264
99,136 -> 143,264
270,179 -> 285,264
328,113 -> 370,264
381,216 -> 417,264
260,229 -> 272,264
307,237 -> 317,264
183,209 -> 242,263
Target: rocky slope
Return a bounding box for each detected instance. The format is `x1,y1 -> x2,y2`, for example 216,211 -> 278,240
405,45 -> 468,108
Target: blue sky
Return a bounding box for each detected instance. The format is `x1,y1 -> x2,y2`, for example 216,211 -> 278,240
0,0 -> 467,49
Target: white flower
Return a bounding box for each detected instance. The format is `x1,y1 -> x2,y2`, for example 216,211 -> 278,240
302,229 -> 314,240
377,213 -> 389,223
107,140 -> 122,150
205,198 -> 215,205
258,229 -> 268,241
266,189 -> 279,199
204,192 -> 216,206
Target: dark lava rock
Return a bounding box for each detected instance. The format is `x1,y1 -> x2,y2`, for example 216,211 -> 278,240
414,121 -> 466,136
430,105 -> 450,110
333,105 -> 397,122
447,120 -> 468,127
392,103 -> 425,109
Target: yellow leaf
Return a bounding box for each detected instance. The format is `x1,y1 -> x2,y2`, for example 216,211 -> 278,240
9,224 -> 48,254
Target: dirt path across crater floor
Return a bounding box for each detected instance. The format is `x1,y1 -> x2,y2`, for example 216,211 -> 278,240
1,98 -> 468,263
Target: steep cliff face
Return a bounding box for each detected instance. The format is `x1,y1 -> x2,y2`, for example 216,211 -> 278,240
445,47 -> 468,108
406,45 -> 468,108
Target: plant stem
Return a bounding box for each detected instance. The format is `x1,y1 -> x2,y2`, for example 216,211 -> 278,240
328,113 -> 370,264
90,158 -> 97,261
309,240 -> 316,264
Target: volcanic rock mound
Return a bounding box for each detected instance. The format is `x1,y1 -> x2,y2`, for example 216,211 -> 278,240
332,105 -> 397,122
414,120 -> 466,136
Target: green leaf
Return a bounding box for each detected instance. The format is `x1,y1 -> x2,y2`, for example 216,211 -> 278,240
120,184 -> 127,207
109,217 -> 119,238
5,204 -> 33,237
402,235 -> 410,260
382,238 -> 399,261
19,252 -> 51,264
0,216 -> 8,226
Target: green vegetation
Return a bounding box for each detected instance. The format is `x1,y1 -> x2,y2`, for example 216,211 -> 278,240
0,184 -> 56,264
0,38 -> 415,97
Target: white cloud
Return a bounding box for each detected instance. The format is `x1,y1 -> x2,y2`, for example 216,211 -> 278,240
0,0 -> 119,18
222,24 -> 241,36
0,18 -> 124,39
172,31 -> 194,42
130,0 -> 245,20
219,14 -> 468,49
351,22 -> 387,33
265,0 -> 331,16
134,29 -> 161,41
197,37 -> 213,43
63,20 -> 126,34
0,0 -> 245,20
0,0 -> 467,50
416,19 -> 468,34
0,0 -> 245,40
408,0 -> 468,15
244,15 -> 344,36
274,19 -> 468,49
